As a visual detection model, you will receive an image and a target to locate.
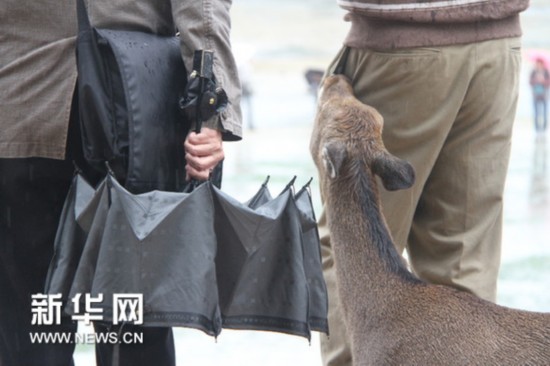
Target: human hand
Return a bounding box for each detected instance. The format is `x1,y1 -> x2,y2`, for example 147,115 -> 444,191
184,127 -> 224,181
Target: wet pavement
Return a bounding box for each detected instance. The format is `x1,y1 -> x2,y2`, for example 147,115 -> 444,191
72,2 -> 549,364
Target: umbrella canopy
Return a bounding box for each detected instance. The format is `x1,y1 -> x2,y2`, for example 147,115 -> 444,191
68,177 -> 220,335
46,174 -> 328,339
214,177 -> 311,337
527,49 -> 550,68
45,175 -> 106,302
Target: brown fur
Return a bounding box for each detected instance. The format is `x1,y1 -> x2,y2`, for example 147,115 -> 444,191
310,74 -> 550,365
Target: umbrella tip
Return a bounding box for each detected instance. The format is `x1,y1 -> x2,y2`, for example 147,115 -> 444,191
279,176 -> 297,196
288,175 -> 297,187
104,161 -> 117,178
72,160 -> 83,176
262,175 -> 271,187
288,175 -> 298,192
296,177 -> 314,197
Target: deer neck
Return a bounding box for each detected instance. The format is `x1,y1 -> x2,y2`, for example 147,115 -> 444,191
325,163 -> 421,311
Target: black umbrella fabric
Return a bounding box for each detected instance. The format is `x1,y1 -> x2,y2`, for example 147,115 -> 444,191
46,174 -> 328,339
294,182 -> 329,334
65,176 -> 220,335
214,178 -> 310,337
45,175 -> 106,303
214,177 -> 328,336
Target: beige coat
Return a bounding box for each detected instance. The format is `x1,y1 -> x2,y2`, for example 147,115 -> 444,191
0,0 -> 242,160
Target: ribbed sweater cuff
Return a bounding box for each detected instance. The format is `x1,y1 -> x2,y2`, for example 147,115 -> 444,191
344,14 -> 522,50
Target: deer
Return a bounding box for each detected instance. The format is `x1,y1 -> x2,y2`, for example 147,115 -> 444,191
310,74 -> 550,365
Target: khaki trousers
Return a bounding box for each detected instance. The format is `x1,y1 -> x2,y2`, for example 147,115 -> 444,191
319,37 -> 522,366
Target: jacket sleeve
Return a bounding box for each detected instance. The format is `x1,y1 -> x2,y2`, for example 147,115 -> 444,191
170,0 -> 243,141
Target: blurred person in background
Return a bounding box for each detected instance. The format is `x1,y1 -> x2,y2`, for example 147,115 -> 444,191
316,1 -> 528,365
530,58 -> 550,134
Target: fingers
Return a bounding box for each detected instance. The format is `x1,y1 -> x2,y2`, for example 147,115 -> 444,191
184,127 -> 224,181
184,127 -> 223,153
185,151 -> 224,180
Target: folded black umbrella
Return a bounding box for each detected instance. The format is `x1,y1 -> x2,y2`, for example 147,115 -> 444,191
214,177 -> 328,336
214,178 -> 310,337
45,175 -> 106,303
46,174 -> 328,339
66,176 -> 221,335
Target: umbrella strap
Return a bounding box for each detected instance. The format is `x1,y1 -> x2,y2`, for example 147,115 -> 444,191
76,0 -> 92,33
192,50 -> 215,133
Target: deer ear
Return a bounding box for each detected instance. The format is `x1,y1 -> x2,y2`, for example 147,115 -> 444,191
322,142 -> 347,179
372,152 -> 415,191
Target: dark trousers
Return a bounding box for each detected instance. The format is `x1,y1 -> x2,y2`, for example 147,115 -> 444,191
0,157 -> 78,366
0,102 -> 175,366
94,324 -> 175,366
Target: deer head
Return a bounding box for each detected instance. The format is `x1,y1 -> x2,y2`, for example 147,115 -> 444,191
310,74 -> 415,192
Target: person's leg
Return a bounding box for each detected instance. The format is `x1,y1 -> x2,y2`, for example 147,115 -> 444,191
407,38 -> 521,301
0,92 -> 105,366
318,209 -> 352,366
348,45 -> 476,252
94,323 -> 175,366
543,98 -> 548,132
535,98 -> 545,132
318,38 -> 520,364
0,157 -> 77,366
318,43 -> 470,365
534,98 -> 541,132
